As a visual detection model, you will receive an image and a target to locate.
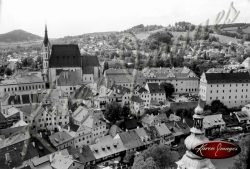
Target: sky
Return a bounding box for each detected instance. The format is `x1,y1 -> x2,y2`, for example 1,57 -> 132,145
0,0 -> 250,38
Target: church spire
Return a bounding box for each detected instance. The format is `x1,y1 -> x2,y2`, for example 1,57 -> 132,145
43,24 -> 49,47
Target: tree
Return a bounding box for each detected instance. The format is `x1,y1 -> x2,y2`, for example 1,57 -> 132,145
210,100 -> 228,114
103,61 -> 109,74
4,67 -> 13,76
132,144 -> 179,169
123,151 -> 135,165
21,56 -> 35,68
230,136 -> 250,169
160,82 -> 175,98
104,102 -> 122,123
121,106 -> 131,119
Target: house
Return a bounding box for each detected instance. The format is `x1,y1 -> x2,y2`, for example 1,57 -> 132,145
0,131 -> 39,169
141,113 -> 168,127
154,123 -> 174,145
130,95 -> 144,115
56,70 -> 83,96
30,149 -> 84,169
234,111 -> 250,126
199,69 -> 250,108
203,114 -> 226,137
134,85 -> 150,107
89,135 -> 126,164
49,130 -> 74,150
115,130 -> 144,152
145,83 -> 166,105
0,73 -> 45,94
0,106 -> 22,129
82,54 -> 100,84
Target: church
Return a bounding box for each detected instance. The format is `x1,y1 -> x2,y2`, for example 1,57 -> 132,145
41,25 -> 100,91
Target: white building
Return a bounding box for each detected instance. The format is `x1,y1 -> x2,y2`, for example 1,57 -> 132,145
143,67 -> 199,94
56,70 -> 82,96
145,83 -> 166,105
199,70 -> 250,108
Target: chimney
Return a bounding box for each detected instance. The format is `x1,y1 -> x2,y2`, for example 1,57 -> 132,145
49,154 -> 53,163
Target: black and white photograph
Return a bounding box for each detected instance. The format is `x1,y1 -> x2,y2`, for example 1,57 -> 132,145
0,0 -> 250,169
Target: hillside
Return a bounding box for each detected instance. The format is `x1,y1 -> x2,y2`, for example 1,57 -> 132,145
0,29 -> 42,43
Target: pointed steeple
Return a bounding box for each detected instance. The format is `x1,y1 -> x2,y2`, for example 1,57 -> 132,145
43,24 -> 49,47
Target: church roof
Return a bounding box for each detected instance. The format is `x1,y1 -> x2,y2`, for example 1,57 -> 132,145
49,44 -> 82,68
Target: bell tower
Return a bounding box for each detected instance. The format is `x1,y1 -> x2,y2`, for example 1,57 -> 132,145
42,24 -> 50,83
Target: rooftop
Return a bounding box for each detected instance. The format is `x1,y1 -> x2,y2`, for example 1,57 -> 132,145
118,130 -> 144,149
203,114 -> 225,129
204,71 -> 250,84
0,74 -> 43,85
49,131 -> 73,147
57,70 -> 82,86
49,44 -> 82,68
89,135 -> 126,160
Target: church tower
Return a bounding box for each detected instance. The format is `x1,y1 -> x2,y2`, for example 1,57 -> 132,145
176,100 -> 216,169
42,24 -> 50,83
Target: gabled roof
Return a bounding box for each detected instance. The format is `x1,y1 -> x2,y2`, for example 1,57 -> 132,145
146,83 -> 164,93
89,135 -> 126,160
49,44 -> 81,68
82,54 -> 100,67
154,123 -> 172,136
57,70 -> 82,86
0,139 -> 38,169
131,95 -> 144,103
49,131 -> 73,147
118,130 -> 143,149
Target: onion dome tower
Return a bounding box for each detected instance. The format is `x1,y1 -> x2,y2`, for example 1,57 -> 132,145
176,100 -> 216,169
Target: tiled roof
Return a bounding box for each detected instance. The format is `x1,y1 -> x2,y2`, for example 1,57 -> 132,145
0,74 -> 44,85
72,106 -> 89,123
154,123 -> 172,136
234,111 -> 250,121
205,72 -> 250,84
203,114 -> 225,129
131,95 -> 144,103
72,85 -> 94,100
49,44 -> 81,68
0,140 -> 38,169
57,70 -> 82,86
118,130 -> 143,149
137,86 -> 148,93
79,146 -> 96,163
110,84 -> 130,95
222,114 -> 239,127
147,83 -> 164,93
143,67 -> 198,80
82,55 -> 101,74
49,131 -> 73,147
89,135 -> 126,160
